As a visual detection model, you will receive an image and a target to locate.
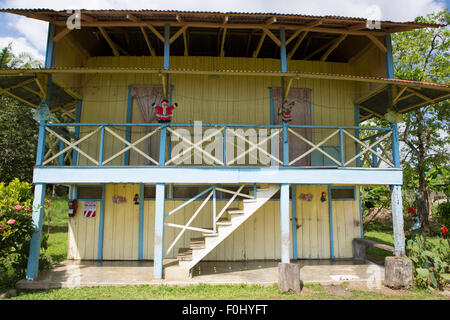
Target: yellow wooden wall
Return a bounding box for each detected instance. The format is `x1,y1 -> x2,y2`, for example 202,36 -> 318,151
67,183 -> 361,260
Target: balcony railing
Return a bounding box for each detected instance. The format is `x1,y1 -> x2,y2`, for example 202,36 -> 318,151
37,122 -> 399,169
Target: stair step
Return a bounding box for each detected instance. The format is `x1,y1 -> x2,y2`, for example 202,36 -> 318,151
203,232 -> 219,237
190,237 -> 206,249
243,198 -> 257,203
177,248 -> 193,261
217,218 -> 232,226
228,209 -> 244,215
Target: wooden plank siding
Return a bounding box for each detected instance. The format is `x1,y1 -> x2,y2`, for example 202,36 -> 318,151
67,183 -> 361,260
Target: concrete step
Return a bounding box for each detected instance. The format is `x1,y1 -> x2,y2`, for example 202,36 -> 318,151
217,218 -> 232,226
177,248 -> 193,261
228,209 -> 244,215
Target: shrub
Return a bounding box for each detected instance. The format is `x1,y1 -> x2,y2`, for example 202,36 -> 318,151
406,233 -> 450,289
433,202 -> 450,226
0,179 -> 34,286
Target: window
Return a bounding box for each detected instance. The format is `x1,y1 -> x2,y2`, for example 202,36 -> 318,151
330,187 -> 356,201
77,186 -> 103,200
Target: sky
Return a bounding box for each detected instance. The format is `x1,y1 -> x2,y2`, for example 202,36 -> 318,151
0,0 -> 448,62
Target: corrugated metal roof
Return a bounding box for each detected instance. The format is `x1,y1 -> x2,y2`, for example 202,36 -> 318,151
0,8 -> 443,29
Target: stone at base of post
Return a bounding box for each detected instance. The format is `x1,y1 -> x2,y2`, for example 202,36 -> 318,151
384,256 -> 413,289
352,239 -> 366,262
278,263 -> 301,293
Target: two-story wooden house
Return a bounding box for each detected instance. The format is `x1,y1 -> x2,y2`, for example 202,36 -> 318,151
0,9 -> 449,281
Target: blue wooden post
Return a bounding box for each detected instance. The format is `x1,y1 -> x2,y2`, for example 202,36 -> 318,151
291,185 -> 298,260
371,137 -> 378,167
98,125 -> 105,166
339,128 -> 344,167
354,104 -> 361,167
26,22 -> 55,280
213,186 -> 217,233
159,125 -> 167,165
283,121 -> 289,166
124,86 -> 133,165
138,184 -> 144,260
72,100 -> 82,166
58,140 -> 64,165
280,183 -> 290,263
164,24 -> 170,70
97,185 -> 105,260
328,185 -> 335,259
391,123 -> 400,168
280,28 -> 287,73
154,183 -> 166,279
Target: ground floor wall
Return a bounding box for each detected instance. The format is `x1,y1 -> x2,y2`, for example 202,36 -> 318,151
67,183 -> 362,261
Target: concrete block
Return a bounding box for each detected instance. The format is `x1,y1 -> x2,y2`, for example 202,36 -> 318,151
278,263 -> 301,293
352,239 -> 366,262
384,256 -> 413,290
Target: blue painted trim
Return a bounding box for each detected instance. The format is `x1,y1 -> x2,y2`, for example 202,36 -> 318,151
269,88 -> 274,125
164,24 -> 170,70
385,35 -> 395,79
391,123 -> 400,168
26,183 -> 46,280
280,27 -> 287,72
330,186 -> 356,201
138,183 -> 144,260
98,126 -> 105,166
291,184 -> 298,260
359,186 -> 364,238
371,137 -> 378,167
58,140 -> 64,166
36,121 -> 47,166
124,86 -> 133,165
280,183 -> 290,263
154,183 -> 165,279
97,184 -> 105,260
72,100 -> 83,166
328,185 -> 334,259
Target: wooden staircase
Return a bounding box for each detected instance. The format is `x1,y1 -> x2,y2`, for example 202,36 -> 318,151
176,184 -> 280,271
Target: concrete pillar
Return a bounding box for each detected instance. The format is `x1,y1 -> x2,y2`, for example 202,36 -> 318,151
280,183 -> 290,263
391,185 -> 405,256
26,183 -> 46,280
153,183 -> 165,279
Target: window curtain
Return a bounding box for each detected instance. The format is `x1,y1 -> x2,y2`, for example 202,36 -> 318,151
130,85 -> 164,165
272,87 -> 312,166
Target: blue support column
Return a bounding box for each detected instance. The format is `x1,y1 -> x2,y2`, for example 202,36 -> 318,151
291,185 -> 298,260
26,22 -> 55,280
339,128 -> 344,167
280,27 -> 287,73
72,100 -> 82,166
97,185 -> 105,260
138,184 -> 144,260
98,125 -> 105,166
283,121 -> 289,166
58,140 -> 64,165
164,24 -> 170,70
124,86 -> 133,165
354,104 -> 361,167
159,125 -> 167,165
328,185 -> 335,259
371,137 -> 378,167
280,183 -> 290,263
154,183 -> 166,279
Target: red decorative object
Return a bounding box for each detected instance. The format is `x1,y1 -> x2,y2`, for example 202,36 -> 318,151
408,207 -> 416,214
279,101 -> 294,122
441,226 -> 448,237
153,99 -> 178,123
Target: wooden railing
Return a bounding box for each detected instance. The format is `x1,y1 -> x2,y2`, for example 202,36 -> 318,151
37,122 -> 398,169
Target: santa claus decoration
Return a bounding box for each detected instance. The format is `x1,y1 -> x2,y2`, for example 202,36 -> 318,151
279,100 -> 295,122
152,99 -> 178,123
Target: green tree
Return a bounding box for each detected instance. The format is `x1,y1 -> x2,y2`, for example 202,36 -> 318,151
392,10 -> 450,233
0,43 -> 42,69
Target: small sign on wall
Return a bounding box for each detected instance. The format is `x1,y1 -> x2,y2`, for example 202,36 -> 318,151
298,193 -> 313,202
112,195 -> 126,204
83,201 -> 97,218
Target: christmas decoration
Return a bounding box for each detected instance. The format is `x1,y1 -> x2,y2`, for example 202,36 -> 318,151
278,100 -> 294,122
153,99 -> 178,123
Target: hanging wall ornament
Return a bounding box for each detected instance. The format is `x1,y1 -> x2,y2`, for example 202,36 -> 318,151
384,108 -> 403,123
33,102 -> 50,122
153,99 -> 178,123
279,101 -> 295,122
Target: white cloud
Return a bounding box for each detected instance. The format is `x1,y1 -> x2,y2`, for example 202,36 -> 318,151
0,36 -> 45,62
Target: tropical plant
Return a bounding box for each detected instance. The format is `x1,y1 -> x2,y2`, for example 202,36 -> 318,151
0,43 -> 42,69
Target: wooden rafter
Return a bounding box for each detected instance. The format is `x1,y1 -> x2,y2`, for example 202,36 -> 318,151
399,93 -> 450,113
53,27 -> 72,42
252,30 -> 267,58
287,31 -> 308,59
284,78 -> 294,101
146,24 -> 165,43
220,28 -> 227,57
265,17 -> 277,25
3,91 -> 37,108
98,27 -> 120,56
304,38 -> 335,60
393,86 -> 408,105
34,78 -> 46,96
183,30 -> 189,56
348,23 -> 367,31
405,87 -> 434,103
0,78 -> 36,95
359,104 -> 383,118
320,34 -> 347,61
263,28 -> 281,46
140,26 -> 156,56
170,25 -> 188,44
286,20 -> 321,45
366,34 -> 387,53
348,42 -> 374,64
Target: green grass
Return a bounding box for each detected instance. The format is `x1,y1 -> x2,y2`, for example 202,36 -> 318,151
9,283 -> 446,300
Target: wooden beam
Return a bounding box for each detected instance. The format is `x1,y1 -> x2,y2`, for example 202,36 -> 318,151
304,38 -> 335,60
220,28 -> 227,57
263,28 -> 281,46
183,30 -> 189,56
3,91 -> 37,108
80,13 -> 97,22
53,27 -> 72,42
405,87 -> 434,103
0,78 -> 36,95
126,13 -> 139,22
399,93 -> 450,113
348,23 -> 367,31
252,30 -> 267,58
98,27 -> 120,56
393,86 -> 408,105
284,78 -> 294,101
359,104 -> 383,118
34,78 -> 45,97
287,31 -> 308,59
366,34 -> 387,53
286,20 -> 321,45
140,26 -> 156,56
265,17 -> 277,25
320,34 -> 347,61
169,25 -> 188,44
147,24 -> 165,43
348,42 -> 374,64
355,84 -> 387,104
63,33 -> 91,59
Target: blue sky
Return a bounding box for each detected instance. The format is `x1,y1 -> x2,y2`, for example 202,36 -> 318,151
0,0 -> 448,62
